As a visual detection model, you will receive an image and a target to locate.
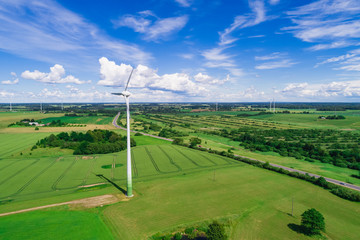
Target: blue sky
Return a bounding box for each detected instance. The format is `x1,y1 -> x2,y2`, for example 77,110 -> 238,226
1,0 -> 360,103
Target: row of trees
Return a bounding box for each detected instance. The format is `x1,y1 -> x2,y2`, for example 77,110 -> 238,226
35,129 -> 135,155
201,128 -> 360,170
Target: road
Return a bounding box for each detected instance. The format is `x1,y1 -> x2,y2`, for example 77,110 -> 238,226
113,112 -> 360,192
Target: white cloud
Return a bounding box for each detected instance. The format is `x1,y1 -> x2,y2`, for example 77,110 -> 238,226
315,53 -> 356,67
281,80 -> 360,98
97,57 -> 208,95
0,0 -> 151,66
255,52 -> 296,70
219,0 -> 267,46
114,12 -> 188,41
0,90 -> 15,98
21,64 -> 86,84
269,0 -> 280,5
1,78 -> 19,85
174,0 -> 192,7
315,49 -> 360,71
179,53 -> 194,59
202,47 -> 236,69
255,52 -> 284,60
284,0 -> 360,50
2,72 -> 19,85
255,59 -> 296,70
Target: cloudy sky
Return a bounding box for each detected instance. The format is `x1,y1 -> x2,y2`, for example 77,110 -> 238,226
1,0 -> 360,103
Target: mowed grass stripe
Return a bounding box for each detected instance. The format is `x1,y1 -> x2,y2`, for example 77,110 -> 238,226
131,147 -> 159,177
171,146 -> 215,167
56,158 -> 102,189
157,146 -> 182,171
52,159 -> 78,191
0,160 -> 39,186
0,133 -> 48,157
131,152 -> 138,177
145,146 -> 179,173
20,159 -> 75,195
11,160 -> 57,197
158,145 -> 199,170
0,159 -> 43,199
0,160 -> 17,172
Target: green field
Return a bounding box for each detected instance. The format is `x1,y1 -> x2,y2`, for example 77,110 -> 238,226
41,115 -> 114,125
0,144 -> 238,204
0,209 -> 114,240
1,110 -> 359,240
0,112 -> 63,129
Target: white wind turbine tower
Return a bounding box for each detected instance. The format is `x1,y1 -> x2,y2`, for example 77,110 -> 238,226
112,68 -> 135,197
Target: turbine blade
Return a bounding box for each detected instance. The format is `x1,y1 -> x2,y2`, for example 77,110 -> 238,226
125,68 -> 134,91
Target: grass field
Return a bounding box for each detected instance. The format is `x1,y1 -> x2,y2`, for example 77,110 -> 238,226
191,133 -> 360,186
0,112 -> 63,129
0,208 -> 114,240
248,113 -> 360,130
1,111 -> 359,240
0,144 -> 238,204
102,164 -> 360,240
41,115 -> 114,125
1,146 -> 359,239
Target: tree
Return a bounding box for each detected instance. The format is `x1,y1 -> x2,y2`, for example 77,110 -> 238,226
189,137 -> 201,148
207,221 -> 227,240
301,208 -> 325,235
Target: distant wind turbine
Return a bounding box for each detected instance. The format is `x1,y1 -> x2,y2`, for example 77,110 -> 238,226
112,68 -> 135,197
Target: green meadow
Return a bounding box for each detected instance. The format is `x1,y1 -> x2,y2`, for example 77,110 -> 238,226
0,110 -> 359,240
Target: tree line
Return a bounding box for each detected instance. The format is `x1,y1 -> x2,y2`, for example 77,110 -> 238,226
34,129 -> 135,155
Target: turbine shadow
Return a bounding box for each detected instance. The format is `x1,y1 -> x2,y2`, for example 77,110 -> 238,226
96,174 -> 127,195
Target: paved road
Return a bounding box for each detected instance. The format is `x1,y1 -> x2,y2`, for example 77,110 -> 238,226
113,112 -> 360,192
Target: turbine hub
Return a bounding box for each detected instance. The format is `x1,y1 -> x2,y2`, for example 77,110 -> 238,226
121,90 -> 131,97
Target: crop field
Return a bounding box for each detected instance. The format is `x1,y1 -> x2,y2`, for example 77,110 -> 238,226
0,112 -> 63,129
248,113 -> 360,130
0,133 -> 51,158
41,115 -> 114,125
0,144 -> 239,203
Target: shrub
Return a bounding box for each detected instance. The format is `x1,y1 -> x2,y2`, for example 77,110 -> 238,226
207,221 -> 227,240
35,127 -> 39,130
173,232 -> 182,240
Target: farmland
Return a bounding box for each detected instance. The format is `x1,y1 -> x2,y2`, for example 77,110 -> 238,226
0,105 -> 360,240
0,144 -> 239,204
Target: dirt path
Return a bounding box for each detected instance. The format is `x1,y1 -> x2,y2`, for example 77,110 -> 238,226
0,194 -> 121,217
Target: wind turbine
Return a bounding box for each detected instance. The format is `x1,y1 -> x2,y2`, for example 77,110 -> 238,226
112,68 -> 134,197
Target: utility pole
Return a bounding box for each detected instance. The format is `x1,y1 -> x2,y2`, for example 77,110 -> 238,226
213,170 -> 216,181
291,197 -> 294,216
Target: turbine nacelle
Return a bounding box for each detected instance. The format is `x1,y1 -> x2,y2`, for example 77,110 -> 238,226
112,90 -> 131,97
